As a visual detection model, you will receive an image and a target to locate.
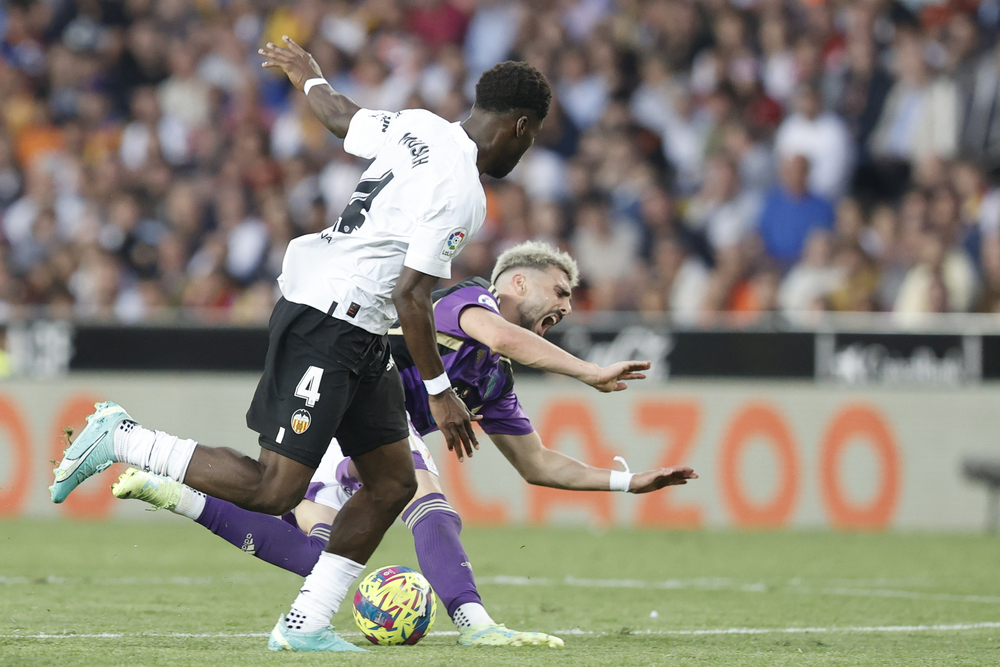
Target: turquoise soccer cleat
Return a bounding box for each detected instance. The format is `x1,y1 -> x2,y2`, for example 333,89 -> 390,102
267,615 -> 366,652
50,401 -> 132,504
457,623 -> 565,647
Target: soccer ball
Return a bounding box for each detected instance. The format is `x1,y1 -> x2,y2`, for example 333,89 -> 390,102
352,565 -> 437,645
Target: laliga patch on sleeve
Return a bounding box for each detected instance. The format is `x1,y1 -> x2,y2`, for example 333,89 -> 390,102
478,293 -> 500,312
439,228 -> 468,259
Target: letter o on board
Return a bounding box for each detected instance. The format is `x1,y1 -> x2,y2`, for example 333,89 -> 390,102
819,404 -> 900,529
719,403 -> 799,527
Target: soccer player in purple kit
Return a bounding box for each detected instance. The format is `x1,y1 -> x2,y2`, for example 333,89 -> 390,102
112,242 -> 698,647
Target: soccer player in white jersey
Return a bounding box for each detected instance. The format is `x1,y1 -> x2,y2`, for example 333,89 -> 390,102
111,243 -> 697,647
49,37 -> 561,652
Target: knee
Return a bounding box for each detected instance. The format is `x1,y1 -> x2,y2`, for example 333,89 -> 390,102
248,484 -> 302,515
398,474 -> 418,506
369,471 -> 417,515
388,473 -> 418,512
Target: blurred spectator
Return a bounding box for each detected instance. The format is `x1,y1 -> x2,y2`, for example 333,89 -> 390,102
0,0 -> 995,325
729,264 -> 781,321
759,15 -> 796,107
557,48 -> 608,131
159,41 -> 212,131
657,86 -> 713,194
869,33 -> 959,164
894,229 -> 977,320
757,155 -> 835,267
721,121 -> 774,196
826,32 -> 892,152
120,86 -> 189,169
686,156 -> 758,256
571,192 -> 640,310
979,235 -> 1000,312
827,241 -> 879,312
778,230 -> 839,316
651,235 -> 710,325
959,45 -> 1000,174
774,84 -> 853,201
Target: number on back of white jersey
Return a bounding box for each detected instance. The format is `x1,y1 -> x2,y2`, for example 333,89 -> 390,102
295,366 -> 323,407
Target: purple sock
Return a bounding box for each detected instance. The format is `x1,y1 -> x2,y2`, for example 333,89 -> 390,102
401,493 -> 481,617
195,496 -> 327,577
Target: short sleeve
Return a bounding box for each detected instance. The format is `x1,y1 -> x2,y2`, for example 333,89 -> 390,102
479,391 -> 534,436
433,287 -> 499,339
343,109 -> 398,159
403,203 -> 472,279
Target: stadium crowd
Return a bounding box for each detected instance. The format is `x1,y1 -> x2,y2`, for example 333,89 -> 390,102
1,0 -> 1000,324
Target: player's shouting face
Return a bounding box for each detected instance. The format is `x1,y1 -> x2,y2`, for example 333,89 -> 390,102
511,266 -> 573,336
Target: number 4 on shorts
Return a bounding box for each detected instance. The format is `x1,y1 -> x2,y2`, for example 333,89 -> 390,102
295,366 -> 323,407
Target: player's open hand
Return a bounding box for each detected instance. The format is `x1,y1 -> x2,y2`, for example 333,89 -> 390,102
627,467 -> 698,493
428,389 -> 482,462
585,360 -> 650,392
258,36 -> 323,90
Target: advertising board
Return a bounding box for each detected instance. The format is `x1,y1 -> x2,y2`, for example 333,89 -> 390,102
0,375 -> 994,530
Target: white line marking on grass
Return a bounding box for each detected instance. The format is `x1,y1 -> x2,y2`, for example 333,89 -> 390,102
553,622 -> 1000,636
0,576 -> 215,586
3,633 -> 270,639
818,587 -> 1000,605
480,575 -> 764,592
5,623 -> 1000,641
6,573 -> 998,606
477,576 -> 1000,604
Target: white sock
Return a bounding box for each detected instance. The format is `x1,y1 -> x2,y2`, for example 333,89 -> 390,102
452,602 -> 494,628
286,552 -> 365,632
172,486 -> 206,520
114,423 -> 197,482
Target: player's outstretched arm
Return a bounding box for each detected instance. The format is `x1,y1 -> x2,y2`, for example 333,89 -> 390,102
393,267 -> 481,462
259,36 -> 360,138
489,431 -> 697,492
460,307 -> 650,392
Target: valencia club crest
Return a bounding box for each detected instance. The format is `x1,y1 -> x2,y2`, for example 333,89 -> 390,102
291,409 -> 312,434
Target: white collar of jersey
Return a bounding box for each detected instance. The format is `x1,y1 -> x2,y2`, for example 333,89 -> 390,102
449,121 -> 478,160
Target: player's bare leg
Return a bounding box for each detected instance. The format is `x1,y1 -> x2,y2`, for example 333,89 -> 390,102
115,456 -> 560,646
182,445 -> 314,515
293,499 -> 338,535
322,438 -> 418,561
271,438 -> 416,652
50,400 -> 316,515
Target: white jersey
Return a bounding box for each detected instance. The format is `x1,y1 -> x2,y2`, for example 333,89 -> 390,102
278,108 -> 486,335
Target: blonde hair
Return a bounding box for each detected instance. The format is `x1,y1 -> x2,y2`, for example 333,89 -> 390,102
491,241 -> 580,288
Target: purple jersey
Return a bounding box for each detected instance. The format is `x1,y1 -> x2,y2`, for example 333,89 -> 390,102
388,277 -> 534,438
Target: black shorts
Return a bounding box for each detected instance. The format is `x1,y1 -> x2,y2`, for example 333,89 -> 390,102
246,298 -> 409,469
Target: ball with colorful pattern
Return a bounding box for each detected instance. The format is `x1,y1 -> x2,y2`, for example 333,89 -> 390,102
352,565 -> 437,645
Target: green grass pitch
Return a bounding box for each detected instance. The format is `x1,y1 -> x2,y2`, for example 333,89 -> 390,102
2,519 -> 998,666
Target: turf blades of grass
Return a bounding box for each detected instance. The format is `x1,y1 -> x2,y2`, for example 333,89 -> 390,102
1,520 -> 998,666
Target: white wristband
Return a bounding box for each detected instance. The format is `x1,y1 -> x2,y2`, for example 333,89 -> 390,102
303,77 -> 330,96
609,456 -> 633,492
423,372 -> 451,396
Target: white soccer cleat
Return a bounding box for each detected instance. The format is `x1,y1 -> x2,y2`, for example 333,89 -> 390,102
111,468 -> 182,511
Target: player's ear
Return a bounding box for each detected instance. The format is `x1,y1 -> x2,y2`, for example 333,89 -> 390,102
515,115 -> 528,137
514,272 -> 528,294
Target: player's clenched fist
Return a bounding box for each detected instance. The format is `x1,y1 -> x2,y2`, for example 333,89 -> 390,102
259,35 -> 323,90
